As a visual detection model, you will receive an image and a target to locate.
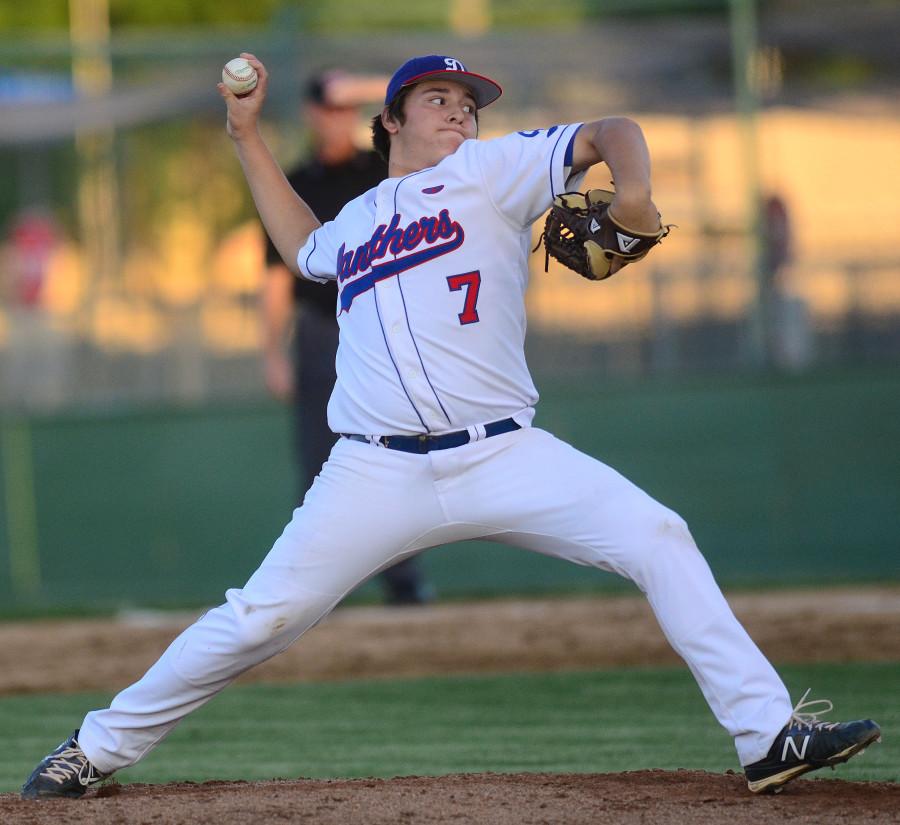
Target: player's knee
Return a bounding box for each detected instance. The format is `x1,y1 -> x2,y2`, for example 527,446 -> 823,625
230,610 -> 291,653
625,506 -> 697,571
227,593 -> 331,654
651,508 -> 694,548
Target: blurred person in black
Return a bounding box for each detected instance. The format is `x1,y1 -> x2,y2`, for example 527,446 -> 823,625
261,69 -> 432,605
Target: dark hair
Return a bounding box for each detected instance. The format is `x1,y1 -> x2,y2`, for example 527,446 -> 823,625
370,85 -> 480,163
371,87 -> 411,162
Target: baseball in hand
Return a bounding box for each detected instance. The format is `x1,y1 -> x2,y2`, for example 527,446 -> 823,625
222,57 -> 258,95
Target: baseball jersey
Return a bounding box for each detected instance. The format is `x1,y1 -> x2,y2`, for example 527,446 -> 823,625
296,122 -> 586,437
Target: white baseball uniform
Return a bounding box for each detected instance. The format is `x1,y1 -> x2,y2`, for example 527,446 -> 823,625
78,123 -> 791,773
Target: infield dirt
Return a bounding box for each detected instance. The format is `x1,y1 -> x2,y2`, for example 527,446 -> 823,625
1,586 -> 898,823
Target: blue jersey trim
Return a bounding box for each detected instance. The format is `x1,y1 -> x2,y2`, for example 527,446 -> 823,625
549,125 -> 576,199
564,123 -> 582,169
302,233 -> 318,280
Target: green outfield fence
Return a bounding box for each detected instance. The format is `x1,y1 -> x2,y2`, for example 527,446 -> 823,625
1,366 -> 898,612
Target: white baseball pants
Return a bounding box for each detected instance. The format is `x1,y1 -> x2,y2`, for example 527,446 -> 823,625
79,426 -> 791,772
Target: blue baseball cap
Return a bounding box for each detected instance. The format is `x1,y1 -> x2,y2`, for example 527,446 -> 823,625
384,55 -> 502,109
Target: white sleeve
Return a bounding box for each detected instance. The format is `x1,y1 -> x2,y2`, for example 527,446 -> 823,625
474,123 -> 588,228
296,220 -> 338,283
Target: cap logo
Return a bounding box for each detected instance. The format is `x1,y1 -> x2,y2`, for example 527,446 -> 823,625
444,58 -> 466,72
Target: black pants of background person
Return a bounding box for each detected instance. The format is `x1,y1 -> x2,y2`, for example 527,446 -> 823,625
291,306 -> 431,605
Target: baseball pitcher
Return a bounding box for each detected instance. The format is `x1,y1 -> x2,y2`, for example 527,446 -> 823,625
23,53 -> 879,800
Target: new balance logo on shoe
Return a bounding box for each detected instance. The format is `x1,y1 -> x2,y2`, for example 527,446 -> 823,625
782,734 -> 810,761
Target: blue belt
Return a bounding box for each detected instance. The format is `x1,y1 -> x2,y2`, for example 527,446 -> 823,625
342,417 -> 521,454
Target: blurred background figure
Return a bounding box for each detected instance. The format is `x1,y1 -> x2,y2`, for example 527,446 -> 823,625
759,192 -> 812,371
3,208 -> 69,409
260,68 -> 433,606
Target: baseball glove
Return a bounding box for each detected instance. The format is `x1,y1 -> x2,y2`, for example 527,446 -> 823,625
536,189 -> 671,281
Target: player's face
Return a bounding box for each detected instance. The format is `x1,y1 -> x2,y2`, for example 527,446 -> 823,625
390,80 -> 478,172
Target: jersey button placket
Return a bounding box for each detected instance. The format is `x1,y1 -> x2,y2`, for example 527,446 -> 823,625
375,278 -> 445,429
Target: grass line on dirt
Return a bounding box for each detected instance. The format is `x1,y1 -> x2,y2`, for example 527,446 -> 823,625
1,662 -> 896,793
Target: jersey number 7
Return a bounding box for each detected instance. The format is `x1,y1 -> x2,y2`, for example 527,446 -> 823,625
446,271 -> 481,325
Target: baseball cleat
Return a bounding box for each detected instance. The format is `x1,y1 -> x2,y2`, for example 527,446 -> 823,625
21,729 -> 110,799
744,690 -> 881,793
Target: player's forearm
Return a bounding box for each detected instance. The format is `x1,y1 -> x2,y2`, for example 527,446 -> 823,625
588,118 -> 651,198
233,131 -> 320,274
588,118 -> 658,230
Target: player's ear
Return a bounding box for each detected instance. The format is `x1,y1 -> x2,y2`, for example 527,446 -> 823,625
381,107 -> 400,135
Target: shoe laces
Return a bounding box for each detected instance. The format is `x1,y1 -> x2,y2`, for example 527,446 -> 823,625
790,688 -> 838,731
41,744 -> 102,787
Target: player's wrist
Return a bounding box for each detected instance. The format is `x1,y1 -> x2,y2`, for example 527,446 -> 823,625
229,123 -> 263,144
610,183 -> 652,211
609,195 -> 660,233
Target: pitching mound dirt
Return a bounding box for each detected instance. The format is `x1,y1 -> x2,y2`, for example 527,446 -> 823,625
2,771 -> 899,824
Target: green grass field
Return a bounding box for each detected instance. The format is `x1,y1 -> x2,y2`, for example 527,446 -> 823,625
1,662 -> 895,793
